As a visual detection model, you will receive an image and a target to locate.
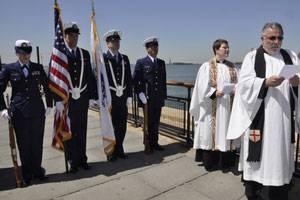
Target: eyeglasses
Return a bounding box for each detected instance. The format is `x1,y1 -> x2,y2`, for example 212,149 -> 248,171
267,36 -> 284,41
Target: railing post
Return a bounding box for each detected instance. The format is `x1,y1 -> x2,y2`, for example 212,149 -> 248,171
0,55 -> 2,71
186,86 -> 192,147
36,46 -> 40,64
294,134 -> 300,178
133,91 -> 141,127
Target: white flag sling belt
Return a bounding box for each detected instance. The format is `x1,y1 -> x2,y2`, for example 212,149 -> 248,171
69,48 -> 87,100
108,58 -> 126,97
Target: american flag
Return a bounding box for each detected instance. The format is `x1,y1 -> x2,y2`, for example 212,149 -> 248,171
49,0 -> 72,151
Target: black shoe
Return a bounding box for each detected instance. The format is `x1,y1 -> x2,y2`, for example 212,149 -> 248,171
40,175 -> 49,181
69,166 -> 78,173
144,146 -> 154,155
107,155 -> 117,162
222,168 -> 231,174
152,144 -> 164,151
34,167 -> 49,181
117,153 -> 128,159
80,163 -> 91,170
22,179 -> 31,187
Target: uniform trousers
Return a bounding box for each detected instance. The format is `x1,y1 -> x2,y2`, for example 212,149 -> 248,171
12,111 -> 45,181
66,109 -> 88,167
111,103 -> 128,155
147,101 -> 162,146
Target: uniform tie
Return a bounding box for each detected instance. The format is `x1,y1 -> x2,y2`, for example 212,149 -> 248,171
22,64 -> 29,77
71,49 -> 76,58
114,54 -> 118,63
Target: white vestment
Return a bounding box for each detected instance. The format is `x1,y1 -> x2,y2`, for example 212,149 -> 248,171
227,49 -> 299,186
190,62 -> 238,152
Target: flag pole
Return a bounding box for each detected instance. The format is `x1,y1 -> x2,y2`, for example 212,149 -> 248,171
90,0 -> 116,157
53,0 -> 69,173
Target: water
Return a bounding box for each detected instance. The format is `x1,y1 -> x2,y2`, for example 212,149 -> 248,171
165,63 -> 241,98
165,64 -> 199,98
130,64 -> 199,99
166,64 -> 200,83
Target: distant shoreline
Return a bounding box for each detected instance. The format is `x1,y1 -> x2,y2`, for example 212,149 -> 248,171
167,62 -> 242,66
170,62 -> 196,65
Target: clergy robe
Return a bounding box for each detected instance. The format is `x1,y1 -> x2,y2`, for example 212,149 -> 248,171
227,49 -> 299,186
190,61 -> 238,152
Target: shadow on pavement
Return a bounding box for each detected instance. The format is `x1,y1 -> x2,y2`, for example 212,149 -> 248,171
0,142 -> 188,191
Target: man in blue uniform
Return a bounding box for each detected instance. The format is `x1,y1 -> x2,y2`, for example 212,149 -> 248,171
0,40 -> 52,186
133,37 -> 167,154
103,30 -> 133,161
55,22 -> 98,173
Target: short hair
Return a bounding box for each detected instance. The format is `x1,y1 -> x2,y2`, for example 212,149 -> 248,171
212,39 -> 228,55
261,22 -> 284,36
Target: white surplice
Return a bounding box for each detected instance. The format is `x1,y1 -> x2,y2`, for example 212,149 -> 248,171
227,49 -> 299,186
190,62 -> 237,152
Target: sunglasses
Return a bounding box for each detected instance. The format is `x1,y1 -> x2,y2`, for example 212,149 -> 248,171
266,36 -> 284,41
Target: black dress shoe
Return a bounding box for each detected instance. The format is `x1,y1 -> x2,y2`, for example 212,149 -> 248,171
117,153 -> 128,159
36,175 -> 49,181
152,144 -> 164,151
80,163 -> 91,170
69,166 -> 78,173
144,146 -> 154,155
22,179 -> 31,187
107,155 -> 117,162
33,167 -> 46,179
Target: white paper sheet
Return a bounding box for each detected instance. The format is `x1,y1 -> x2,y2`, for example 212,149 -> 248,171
221,83 -> 235,94
278,65 -> 300,79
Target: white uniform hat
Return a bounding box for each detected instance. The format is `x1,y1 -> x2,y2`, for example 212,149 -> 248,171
143,36 -> 159,47
64,22 -> 80,34
103,30 -> 122,42
15,40 -> 32,54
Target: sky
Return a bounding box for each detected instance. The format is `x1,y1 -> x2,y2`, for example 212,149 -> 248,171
0,0 -> 299,65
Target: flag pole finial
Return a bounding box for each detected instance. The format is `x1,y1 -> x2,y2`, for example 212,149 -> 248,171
91,0 -> 95,17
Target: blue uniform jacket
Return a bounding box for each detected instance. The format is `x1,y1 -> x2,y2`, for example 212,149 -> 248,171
103,51 -> 132,106
0,61 -> 53,117
52,48 -> 98,113
133,56 -> 167,107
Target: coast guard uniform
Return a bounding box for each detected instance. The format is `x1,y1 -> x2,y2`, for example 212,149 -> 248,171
0,40 -> 52,185
133,37 -> 167,152
103,30 -> 132,160
54,23 -> 98,172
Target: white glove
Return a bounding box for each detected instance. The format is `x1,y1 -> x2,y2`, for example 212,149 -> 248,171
127,97 -> 132,107
89,99 -> 99,107
138,92 -> 147,104
45,107 -> 52,116
55,101 -> 64,115
1,109 -> 10,120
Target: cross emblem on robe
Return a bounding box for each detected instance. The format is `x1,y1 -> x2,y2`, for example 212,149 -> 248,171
249,130 -> 261,142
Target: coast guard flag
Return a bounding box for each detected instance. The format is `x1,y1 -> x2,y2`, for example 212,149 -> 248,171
90,5 -> 116,156
49,0 -> 72,151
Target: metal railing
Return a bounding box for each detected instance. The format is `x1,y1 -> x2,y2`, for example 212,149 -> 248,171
127,80 -> 194,147
295,134 -> 300,177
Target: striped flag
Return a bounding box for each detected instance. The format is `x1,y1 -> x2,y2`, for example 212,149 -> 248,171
49,0 -> 72,151
90,3 -> 115,156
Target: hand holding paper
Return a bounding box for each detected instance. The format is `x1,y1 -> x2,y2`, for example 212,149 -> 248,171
278,65 -> 300,79
221,83 -> 236,94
